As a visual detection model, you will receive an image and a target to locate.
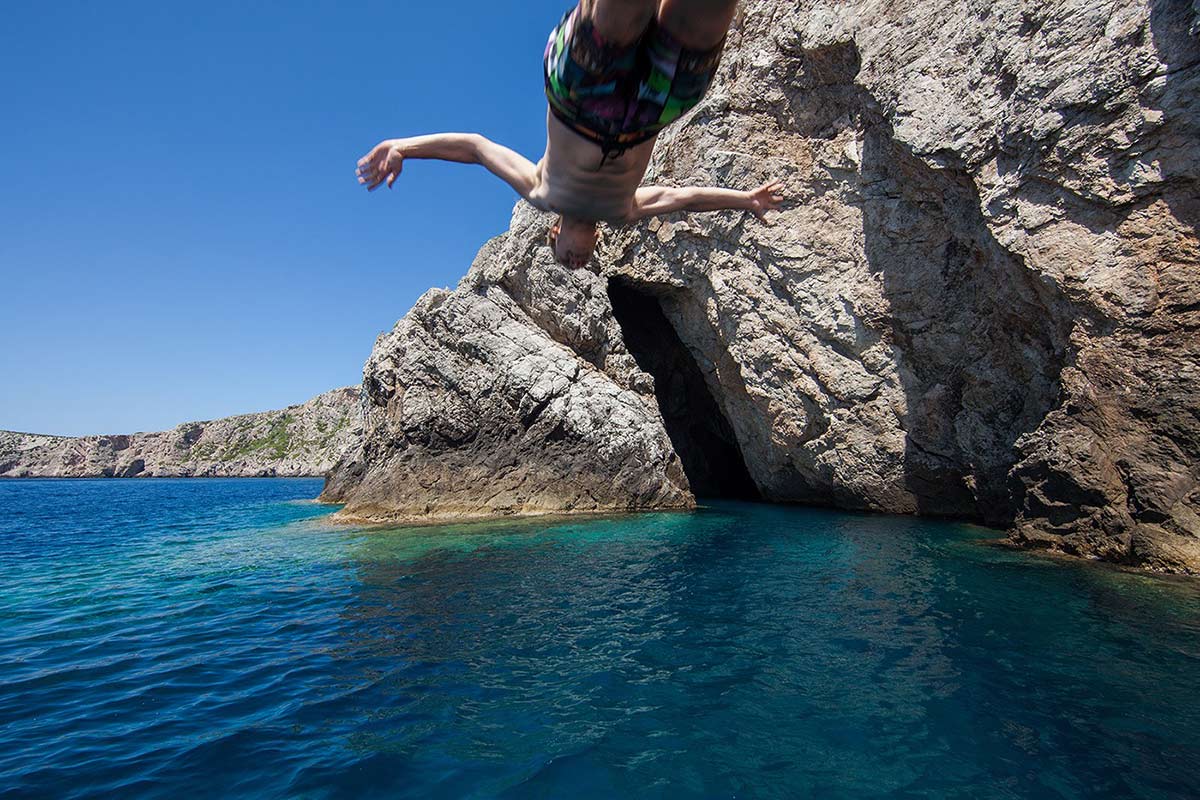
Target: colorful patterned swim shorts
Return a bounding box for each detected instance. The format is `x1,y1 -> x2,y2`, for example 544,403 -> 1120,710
544,5 -> 726,158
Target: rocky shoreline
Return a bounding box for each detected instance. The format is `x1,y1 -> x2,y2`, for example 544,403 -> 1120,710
1,388 -> 361,479
322,0 -> 1199,573
7,0 -> 1195,575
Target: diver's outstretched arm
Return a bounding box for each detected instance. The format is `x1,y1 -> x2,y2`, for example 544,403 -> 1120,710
357,134 -> 539,201
632,181 -> 784,223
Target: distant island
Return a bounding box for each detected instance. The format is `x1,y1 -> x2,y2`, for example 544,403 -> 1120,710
0,387 -> 359,479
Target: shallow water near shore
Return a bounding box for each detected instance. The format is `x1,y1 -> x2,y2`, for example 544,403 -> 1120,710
1,478 -> 1198,799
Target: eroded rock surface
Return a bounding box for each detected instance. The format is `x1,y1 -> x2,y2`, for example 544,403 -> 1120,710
327,0 -> 1199,571
1,388 -> 361,478
319,261 -> 692,523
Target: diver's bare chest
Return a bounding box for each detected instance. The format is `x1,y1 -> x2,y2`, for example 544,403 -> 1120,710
538,124 -> 654,221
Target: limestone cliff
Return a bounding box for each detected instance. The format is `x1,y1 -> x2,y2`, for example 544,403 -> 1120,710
1,388 -> 361,478
324,0 -> 1199,572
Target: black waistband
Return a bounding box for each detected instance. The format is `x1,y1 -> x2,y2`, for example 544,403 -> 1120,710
546,95 -> 659,163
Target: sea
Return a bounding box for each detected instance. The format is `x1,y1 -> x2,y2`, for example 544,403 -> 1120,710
1,478 -> 1197,799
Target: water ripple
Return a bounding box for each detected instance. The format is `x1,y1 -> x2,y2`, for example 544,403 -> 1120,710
1,480 -> 1198,799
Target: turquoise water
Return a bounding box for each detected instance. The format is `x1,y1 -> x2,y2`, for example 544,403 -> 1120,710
1,479 -> 1198,798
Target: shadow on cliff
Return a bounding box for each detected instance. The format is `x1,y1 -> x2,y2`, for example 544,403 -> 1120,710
1146,0 -> 1200,237
783,40 -> 1075,526
863,121 -> 1072,525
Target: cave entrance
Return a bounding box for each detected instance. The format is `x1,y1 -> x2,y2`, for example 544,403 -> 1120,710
608,278 -> 760,500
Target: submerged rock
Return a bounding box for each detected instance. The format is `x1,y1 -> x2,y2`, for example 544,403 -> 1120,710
0,388 -> 361,479
326,0 -> 1199,572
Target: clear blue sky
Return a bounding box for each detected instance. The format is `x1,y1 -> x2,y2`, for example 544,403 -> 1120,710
1,0 -> 568,436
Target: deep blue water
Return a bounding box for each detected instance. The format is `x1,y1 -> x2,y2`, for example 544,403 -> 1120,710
1,479 -> 1198,799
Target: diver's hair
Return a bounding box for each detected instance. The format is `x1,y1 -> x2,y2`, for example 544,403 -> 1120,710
546,219 -> 602,267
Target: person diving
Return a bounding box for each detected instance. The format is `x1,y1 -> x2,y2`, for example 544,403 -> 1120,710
356,0 -> 784,270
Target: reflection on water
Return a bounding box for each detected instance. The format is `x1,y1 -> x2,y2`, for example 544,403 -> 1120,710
0,480 -> 1197,799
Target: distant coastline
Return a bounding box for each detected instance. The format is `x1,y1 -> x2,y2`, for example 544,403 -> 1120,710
0,474 -> 329,479
0,388 -> 360,480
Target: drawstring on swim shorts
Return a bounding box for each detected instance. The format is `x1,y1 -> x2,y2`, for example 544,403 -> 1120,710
598,142 -> 629,168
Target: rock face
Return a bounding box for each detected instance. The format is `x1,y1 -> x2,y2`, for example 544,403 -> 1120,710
325,0 -> 1199,572
1,388 -> 361,479
318,266 -> 693,523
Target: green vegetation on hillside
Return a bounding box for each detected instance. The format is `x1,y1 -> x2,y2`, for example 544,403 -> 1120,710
181,411 -> 354,464
228,414 -> 295,460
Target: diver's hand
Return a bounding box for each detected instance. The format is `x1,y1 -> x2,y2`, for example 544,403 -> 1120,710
747,180 -> 785,223
356,140 -> 405,191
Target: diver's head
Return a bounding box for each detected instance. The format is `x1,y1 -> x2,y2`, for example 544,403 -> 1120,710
548,216 -> 599,269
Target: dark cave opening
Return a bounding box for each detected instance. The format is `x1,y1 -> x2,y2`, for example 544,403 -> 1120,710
608,278 -> 761,501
